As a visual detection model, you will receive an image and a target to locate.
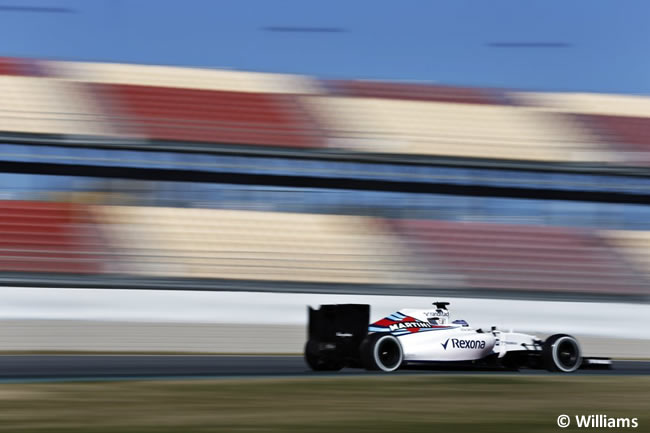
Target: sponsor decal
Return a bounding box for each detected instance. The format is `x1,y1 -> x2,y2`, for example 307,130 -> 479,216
370,314 -> 453,334
441,338 -> 486,350
388,321 -> 432,331
424,310 -> 449,317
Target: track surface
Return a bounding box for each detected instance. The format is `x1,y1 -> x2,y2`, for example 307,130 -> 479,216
0,356 -> 648,381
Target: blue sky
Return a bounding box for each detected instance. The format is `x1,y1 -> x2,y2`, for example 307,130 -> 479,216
1,0 -> 649,94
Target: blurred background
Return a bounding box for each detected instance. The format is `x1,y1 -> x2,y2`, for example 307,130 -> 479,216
1,0 -> 649,357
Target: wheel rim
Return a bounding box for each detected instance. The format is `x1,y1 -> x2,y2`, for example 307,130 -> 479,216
553,337 -> 581,372
374,336 -> 402,371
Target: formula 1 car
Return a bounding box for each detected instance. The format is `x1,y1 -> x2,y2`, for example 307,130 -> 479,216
304,302 -> 611,373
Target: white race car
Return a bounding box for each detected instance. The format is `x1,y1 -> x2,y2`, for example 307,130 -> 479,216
304,302 -> 611,373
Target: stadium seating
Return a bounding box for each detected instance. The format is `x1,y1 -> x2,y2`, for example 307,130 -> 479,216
2,199 -> 649,296
576,114 -> 650,155
0,57 -> 28,75
89,83 -> 324,147
2,57 -> 650,298
1,57 -> 646,163
304,95 -> 605,161
511,92 -> 650,118
512,91 -> 650,163
47,61 -> 321,94
390,219 -> 649,294
0,75 -> 114,137
599,230 -> 650,277
42,60 -> 325,147
0,201 -> 106,273
93,206 -> 427,285
327,80 -> 500,104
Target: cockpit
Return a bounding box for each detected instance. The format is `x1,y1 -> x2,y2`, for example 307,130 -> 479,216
424,309 -> 450,325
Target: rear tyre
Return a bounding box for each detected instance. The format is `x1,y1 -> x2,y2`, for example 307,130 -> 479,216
543,334 -> 581,373
304,339 -> 343,371
360,333 -> 403,372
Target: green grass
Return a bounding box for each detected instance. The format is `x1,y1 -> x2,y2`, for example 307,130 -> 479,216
0,376 -> 648,432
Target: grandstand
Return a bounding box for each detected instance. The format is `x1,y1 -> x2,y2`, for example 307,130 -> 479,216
512,91 -> 650,163
89,84 -> 324,147
0,57 -> 647,165
50,61 -> 327,147
1,57 -> 650,300
0,201 -> 106,274
94,206 -> 427,285
599,230 -> 650,279
304,94 -> 605,161
46,61 -> 321,94
1,200 -> 649,297
511,92 -> 650,117
0,75 -> 114,137
310,80 -> 611,162
390,219 -> 648,295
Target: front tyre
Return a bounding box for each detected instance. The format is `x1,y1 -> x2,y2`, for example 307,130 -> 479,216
360,333 -> 403,372
543,334 -> 581,373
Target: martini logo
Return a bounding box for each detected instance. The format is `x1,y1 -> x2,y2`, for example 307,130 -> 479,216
388,321 -> 432,331
441,338 -> 486,350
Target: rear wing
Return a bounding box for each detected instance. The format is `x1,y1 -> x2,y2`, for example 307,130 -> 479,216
308,304 -> 370,364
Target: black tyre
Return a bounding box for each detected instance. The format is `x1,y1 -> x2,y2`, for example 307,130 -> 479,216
360,333 -> 403,372
543,334 -> 582,373
304,339 -> 343,371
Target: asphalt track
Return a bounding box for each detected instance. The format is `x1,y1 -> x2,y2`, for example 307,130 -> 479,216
0,356 -> 648,382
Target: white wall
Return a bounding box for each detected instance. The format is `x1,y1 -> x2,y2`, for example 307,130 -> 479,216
1,287 -> 648,356
2,287 -> 648,338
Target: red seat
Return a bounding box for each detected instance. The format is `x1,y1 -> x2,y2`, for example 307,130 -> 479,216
328,80 -> 501,105
0,201 -> 106,274
93,84 -> 324,148
577,114 -> 650,156
0,57 -> 44,76
0,57 -> 25,75
391,219 -> 648,295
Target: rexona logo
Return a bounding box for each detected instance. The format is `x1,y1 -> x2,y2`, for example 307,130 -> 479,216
388,321 -> 431,331
441,338 -> 486,350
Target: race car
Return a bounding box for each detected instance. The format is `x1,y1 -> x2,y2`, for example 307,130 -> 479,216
304,302 -> 611,373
